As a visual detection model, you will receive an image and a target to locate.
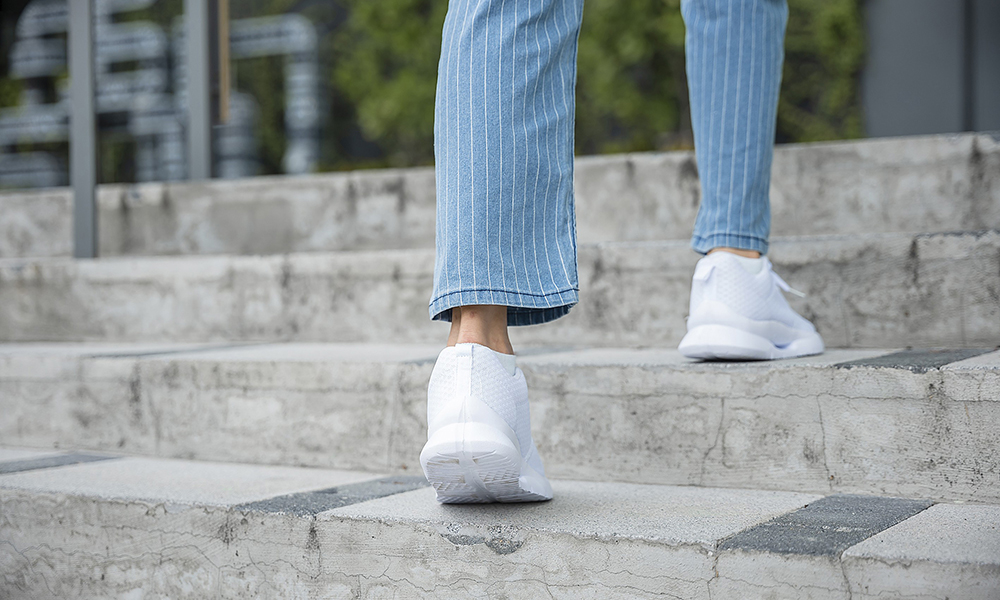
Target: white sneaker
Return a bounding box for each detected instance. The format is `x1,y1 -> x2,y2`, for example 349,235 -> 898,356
678,252 -> 824,360
420,343 -> 553,503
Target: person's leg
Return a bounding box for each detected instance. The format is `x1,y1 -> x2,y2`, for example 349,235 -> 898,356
679,0 -> 824,360
423,0 -> 585,503
429,0 -> 583,342
684,0 -> 785,256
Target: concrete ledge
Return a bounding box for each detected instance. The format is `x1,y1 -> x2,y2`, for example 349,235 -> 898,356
0,230 -> 997,349
2,344 -> 997,502
843,504 -> 1000,600
1,453 -> 996,599
2,133 -> 998,259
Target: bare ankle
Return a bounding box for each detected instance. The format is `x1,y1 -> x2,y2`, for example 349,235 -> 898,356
447,305 -> 514,354
708,247 -> 761,259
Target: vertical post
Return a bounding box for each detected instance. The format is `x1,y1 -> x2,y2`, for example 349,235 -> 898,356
69,0 -> 97,258
218,0 -> 230,123
185,0 -> 212,180
961,0 -> 976,131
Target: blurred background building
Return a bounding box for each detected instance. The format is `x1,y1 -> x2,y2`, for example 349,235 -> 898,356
0,0 -> 997,190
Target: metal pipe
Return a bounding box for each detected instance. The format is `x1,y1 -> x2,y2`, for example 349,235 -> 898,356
219,0 -> 230,123
69,0 -> 98,258
185,0 -> 213,180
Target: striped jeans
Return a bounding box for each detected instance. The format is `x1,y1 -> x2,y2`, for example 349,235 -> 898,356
429,0 -> 788,326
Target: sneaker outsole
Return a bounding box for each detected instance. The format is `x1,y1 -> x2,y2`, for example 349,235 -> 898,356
679,323 -> 825,361
420,422 -> 553,504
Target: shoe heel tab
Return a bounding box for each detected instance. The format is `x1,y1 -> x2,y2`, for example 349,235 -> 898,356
693,260 -> 715,282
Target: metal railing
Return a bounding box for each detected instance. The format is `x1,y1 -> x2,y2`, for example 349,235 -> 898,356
67,0 -> 226,258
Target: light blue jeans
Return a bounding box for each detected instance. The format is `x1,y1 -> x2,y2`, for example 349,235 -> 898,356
430,0 -> 788,326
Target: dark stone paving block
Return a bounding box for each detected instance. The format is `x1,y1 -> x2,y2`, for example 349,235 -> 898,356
834,348 -> 996,373
719,494 -> 934,556
235,475 -> 429,516
0,452 -> 121,475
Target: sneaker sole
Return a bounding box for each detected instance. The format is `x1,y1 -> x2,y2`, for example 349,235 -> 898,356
420,422 -> 553,504
679,323 -> 825,360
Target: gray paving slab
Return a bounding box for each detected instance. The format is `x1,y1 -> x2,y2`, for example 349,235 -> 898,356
519,347 -> 889,369
835,348 -> 997,373
145,342 -> 443,364
720,494 -> 933,556
944,349 -> 1000,370
235,475 -> 429,516
844,503 -> 1000,564
0,451 -> 120,475
842,503 -> 1000,600
0,342 -> 239,357
0,456 -> 383,506
0,447 -> 63,462
325,481 -> 822,550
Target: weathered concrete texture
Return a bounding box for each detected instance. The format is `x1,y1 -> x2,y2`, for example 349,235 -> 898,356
720,494 -> 933,556
1,230 -> 998,350
0,343 -> 249,456
2,344 -> 998,502
0,447 -> 63,462
0,472 -> 818,600
235,475 -> 429,516
0,167 -> 438,259
576,132 -> 1000,246
835,348 -> 995,373
520,348 -> 1000,503
1,461 -> 995,599
0,456 -> 381,507
2,134 -> 998,260
843,503 -> 1000,600
0,451 -> 119,474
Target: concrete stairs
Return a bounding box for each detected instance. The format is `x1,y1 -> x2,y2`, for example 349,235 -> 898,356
2,342 -> 998,504
3,133 -> 998,259
1,133 -> 999,598
1,449 -> 998,599
2,230 -> 998,348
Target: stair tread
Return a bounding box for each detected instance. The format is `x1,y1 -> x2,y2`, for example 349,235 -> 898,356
1,449 -> 997,597
2,229 -> 998,349
1,340 -> 996,370
2,343 -> 997,505
3,132 -> 998,260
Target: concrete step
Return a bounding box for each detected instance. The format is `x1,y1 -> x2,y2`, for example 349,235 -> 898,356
2,133 -> 997,259
1,450 -> 996,599
3,343 -> 997,503
1,230 -> 998,348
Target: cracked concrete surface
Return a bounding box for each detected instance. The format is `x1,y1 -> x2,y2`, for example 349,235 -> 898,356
1,231 -> 998,350
0,477 -> 816,599
1,471 -> 996,599
1,133 -> 997,261
2,345 -> 998,503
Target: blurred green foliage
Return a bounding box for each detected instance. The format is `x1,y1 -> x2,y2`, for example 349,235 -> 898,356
780,0 -> 866,142
1,0 -> 865,182
334,0 -> 865,166
0,76 -> 21,109
333,0 -> 448,167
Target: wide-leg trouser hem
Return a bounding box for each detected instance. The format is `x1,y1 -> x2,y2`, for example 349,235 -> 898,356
691,232 -> 769,255
429,287 -> 579,327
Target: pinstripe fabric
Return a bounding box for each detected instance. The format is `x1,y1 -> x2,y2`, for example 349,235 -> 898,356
429,0 -> 787,326
430,0 -> 584,326
684,0 -> 788,255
